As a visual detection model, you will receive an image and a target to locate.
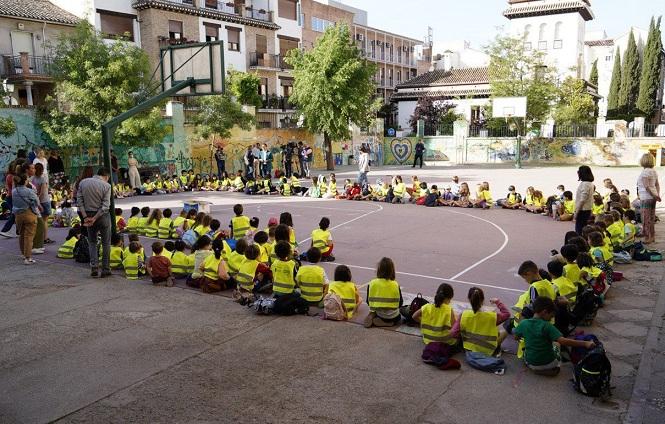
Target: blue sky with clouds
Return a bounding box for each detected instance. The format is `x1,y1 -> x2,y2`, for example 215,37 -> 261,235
339,0 -> 663,49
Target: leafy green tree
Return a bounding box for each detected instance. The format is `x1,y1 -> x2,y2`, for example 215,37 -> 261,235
554,77 -> 595,125
227,70 -> 263,108
192,94 -> 255,141
0,116 -> 16,138
589,59 -> 599,87
486,35 -> 557,129
285,24 -> 377,170
618,30 -> 641,116
637,17 -> 664,119
607,48 -> 622,117
408,96 -> 454,132
41,22 -> 166,148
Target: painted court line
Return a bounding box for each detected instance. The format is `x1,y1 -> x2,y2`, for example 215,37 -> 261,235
297,203 -> 385,246
443,209 -> 510,281
332,262 -> 523,294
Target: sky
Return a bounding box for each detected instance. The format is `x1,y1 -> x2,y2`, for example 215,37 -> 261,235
339,0 -> 663,49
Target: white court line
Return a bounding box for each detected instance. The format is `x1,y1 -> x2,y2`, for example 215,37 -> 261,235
326,262 -> 523,293
442,209 -> 510,281
254,204 -> 377,213
297,203 -> 385,246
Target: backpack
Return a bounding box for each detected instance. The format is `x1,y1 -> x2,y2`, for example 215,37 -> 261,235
613,250 -> 632,264
182,229 -> 198,247
572,343 -> 612,398
570,287 -> 601,326
633,243 -> 663,261
252,297 -> 275,315
273,293 -> 309,315
323,292 -> 346,321
73,236 -> 90,263
400,293 -> 429,326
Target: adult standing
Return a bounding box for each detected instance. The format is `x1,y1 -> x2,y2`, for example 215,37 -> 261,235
11,172 -> 41,265
262,143 -> 273,177
243,146 -> 254,178
48,150 -> 65,185
300,142 -> 312,178
357,146 -> 370,187
32,163 -> 53,245
127,152 -> 141,190
110,149 -> 119,185
574,165 -> 595,235
284,143 -> 294,178
0,159 -> 22,238
252,143 -> 261,179
637,153 -> 661,244
21,162 -> 45,253
77,168 -> 112,277
214,146 -> 226,178
33,149 -> 48,177
413,139 -> 425,169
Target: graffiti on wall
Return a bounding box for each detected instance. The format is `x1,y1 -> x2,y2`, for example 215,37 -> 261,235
0,109 -> 52,174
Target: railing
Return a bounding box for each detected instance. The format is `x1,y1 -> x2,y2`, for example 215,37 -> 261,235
167,1 -> 273,22
629,124 -> 665,138
1,55 -> 53,77
202,0 -> 237,14
279,54 -> 293,70
469,125 -> 518,138
243,7 -> 273,22
260,95 -> 295,111
249,52 -> 280,68
424,122 -> 454,137
256,112 -> 299,129
552,124 -> 597,138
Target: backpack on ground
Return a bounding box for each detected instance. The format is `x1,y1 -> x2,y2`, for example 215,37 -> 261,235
570,286 -> 601,326
73,236 -> 90,263
400,293 -> 429,326
572,342 -> 612,398
273,293 -> 309,315
613,250 -> 632,264
252,297 -> 275,315
323,292 -> 346,321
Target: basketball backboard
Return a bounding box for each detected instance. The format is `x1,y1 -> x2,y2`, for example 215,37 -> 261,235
492,97 -> 527,119
159,40 -> 225,96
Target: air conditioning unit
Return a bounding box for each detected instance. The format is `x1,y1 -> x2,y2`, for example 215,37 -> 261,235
356,33 -> 364,41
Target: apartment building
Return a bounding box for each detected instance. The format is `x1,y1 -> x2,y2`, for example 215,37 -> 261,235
0,0 -> 79,107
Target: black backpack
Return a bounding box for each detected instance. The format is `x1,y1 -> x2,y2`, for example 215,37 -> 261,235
73,236 -> 90,263
400,293 -> 429,326
573,344 -> 612,398
273,293 -> 309,315
570,286 -> 601,326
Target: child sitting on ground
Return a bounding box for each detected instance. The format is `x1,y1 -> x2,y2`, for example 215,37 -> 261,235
110,233 -> 125,270
524,189 -> 545,214
311,217 -> 335,262
271,241 -> 299,297
296,247 -> 328,306
123,241 -> 145,280
158,208 -> 173,239
498,185 -> 522,209
187,236 -> 212,287
137,206 -> 150,235
226,239 -> 248,279
145,208 -> 162,237
514,297 -> 595,376
327,265 -> 362,320
115,208 -> 126,232
147,241 -> 174,287
364,257 -> 403,328
170,240 -> 192,278
453,182 -> 472,208
553,191 -> 575,221
57,227 -> 81,259
412,283 -> 459,355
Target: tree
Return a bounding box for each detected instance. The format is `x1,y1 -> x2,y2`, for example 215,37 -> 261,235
637,17 -> 664,119
554,77 -> 596,125
408,96 -> 454,132
192,94 -> 255,141
618,30 -> 641,116
607,48 -> 622,117
589,59 -> 599,87
486,35 -> 558,129
41,22 -> 166,148
227,70 -> 263,108
0,116 -> 16,138
285,24 -> 377,170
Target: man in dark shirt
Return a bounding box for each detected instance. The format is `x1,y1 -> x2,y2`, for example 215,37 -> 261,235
413,139 -> 425,169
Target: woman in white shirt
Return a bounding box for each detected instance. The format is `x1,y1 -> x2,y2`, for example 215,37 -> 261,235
32,149 -> 48,178
357,146 -> 370,187
574,165 -> 595,235
637,153 -> 661,244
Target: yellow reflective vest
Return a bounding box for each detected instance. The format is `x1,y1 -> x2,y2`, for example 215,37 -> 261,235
158,218 -> 173,239
236,259 -> 259,291
145,219 -> 159,238
328,281 -> 358,319
57,237 -> 77,259
271,259 -> 297,295
110,246 -> 124,269
296,265 -> 326,302
202,254 -> 223,280
137,217 -> 149,235
552,276 -> 578,305
420,303 -> 456,345
171,251 -> 192,276
231,215 -> 250,239
123,252 -> 142,280
311,229 -> 331,254
127,216 -> 140,233
227,251 -> 245,278
367,278 -> 400,312
460,309 -> 499,356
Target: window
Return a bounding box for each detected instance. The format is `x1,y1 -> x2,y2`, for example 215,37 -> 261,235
227,27 -> 241,51
397,70 -> 401,83
524,42 -> 532,51
553,40 -> 562,49
539,23 -> 547,41
605,55 -> 612,62
99,10 -> 135,41
524,24 -> 531,39
388,69 -> 393,86
259,77 -> 268,96
281,78 -> 294,97
311,16 -> 334,33
204,23 -> 219,42
205,0 -> 218,8
279,38 -> 299,59
256,34 -> 267,54
538,41 -> 547,50
169,20 -> 183,40
278,0 -> 297,20
554,22 -> 562,40
397,47 -> 402,63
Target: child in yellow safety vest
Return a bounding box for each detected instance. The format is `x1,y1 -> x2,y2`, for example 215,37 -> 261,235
137,206 -> 150,236
158,208 -> 174,239
327,265 -> 362,320
553,191 -> 575,222
547,260 -> 578,308
451,287 -> 510,374
109,233 -> 125,270
145,208 -> 161,238
123,241 -> 145,280
514,297 -> 596,376
57,227 -> 81,259
296,247 -> 328,306
622,209 -> 638,251
311,217 -> 334,262
114,208 -> 126,233
271,241 -> 298,297
253,231 -> 271,264
412,283 -> 460,353
170,240 -> 193,278
126,207 -> 141,234
364,257 -> 403,328
230,204 -> 250,240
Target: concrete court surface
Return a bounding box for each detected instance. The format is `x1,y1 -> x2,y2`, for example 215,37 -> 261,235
0,164 -> 664,423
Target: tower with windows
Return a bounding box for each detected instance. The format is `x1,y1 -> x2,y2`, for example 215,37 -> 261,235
503,0 -> 594,80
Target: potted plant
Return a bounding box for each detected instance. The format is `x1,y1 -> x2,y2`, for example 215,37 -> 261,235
268,93 -> 279,109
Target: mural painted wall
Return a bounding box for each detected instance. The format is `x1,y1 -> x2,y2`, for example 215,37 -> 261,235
0,108 -> 53,174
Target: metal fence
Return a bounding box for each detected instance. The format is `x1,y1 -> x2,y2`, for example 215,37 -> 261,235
424,122 -> 454,136
552,124 -> 597,138
469,125 -> 518,138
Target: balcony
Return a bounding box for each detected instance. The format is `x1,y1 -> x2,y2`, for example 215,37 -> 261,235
260,95 -> 295,111
248,52 -> 293,70
134,1 -> 276,25
1,54 -> 53,82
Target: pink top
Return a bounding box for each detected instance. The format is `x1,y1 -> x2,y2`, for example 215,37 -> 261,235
450,300 -> 510,339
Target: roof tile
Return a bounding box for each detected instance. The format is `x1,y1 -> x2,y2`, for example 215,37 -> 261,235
0,0 -> 79,25
395,67 -> 489,89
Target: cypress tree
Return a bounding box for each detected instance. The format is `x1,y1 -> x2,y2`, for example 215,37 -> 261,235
637,17 -> 664,119
607,48 -> 621,117
618,30 -> 641,115
589,59 -> 598,86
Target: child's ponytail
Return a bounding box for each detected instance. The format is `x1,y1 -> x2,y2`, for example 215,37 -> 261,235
212,239 -> 223,260
434,283 -> 454,307
468,287 -> 484,313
